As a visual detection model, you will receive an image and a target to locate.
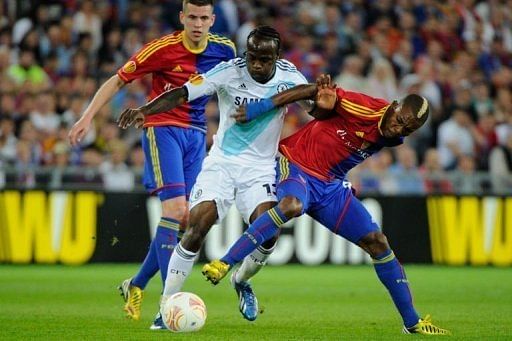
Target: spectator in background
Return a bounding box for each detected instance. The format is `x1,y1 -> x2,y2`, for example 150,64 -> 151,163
334,54 -> 367,92
7,48 -> 49,90
0,115 -> 17,164
437,108 -> 483,170
212,0 -> 239,38
321,33 -> 344,77
366,58 -> 397,101
420,148 -> 453,194
17,120 -> 42,166
314,4 -> 343,40
476,114 -> 498,169
72,0 -> 102,52
48,140 -> 71,189
453,154 -> 482,194
489,133 -> 512,193
99,139 -> 134,191
389,144 -> 424,194
285,29 -> 324,81
235,9 -> 268,56
30,91 -> 60,135
128,142 -> 145,169
354,149 -> 396,194
337,10 -> 364,54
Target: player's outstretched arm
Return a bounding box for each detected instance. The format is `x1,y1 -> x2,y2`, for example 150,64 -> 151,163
117,87 -> 188,129
68,74 -> 126,146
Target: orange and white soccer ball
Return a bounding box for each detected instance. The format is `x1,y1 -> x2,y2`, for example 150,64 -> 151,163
160,292 -> 207,332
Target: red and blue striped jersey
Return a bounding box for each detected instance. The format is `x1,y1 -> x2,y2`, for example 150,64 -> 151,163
279,88 -> 403,181
117,31 -> 235,132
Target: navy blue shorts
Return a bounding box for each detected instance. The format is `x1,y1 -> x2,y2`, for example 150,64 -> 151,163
142,126 -> 205,201
275,157 -> 379,244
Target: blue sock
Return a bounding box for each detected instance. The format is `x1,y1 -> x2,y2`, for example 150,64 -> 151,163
131,239 -> 159,289
155,218 -> 180,285
221,207 -> 287,266
132,217 -> 180,288
373,250 -> 420,328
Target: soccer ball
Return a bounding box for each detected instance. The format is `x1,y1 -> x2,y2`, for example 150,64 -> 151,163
160,292 -> 207,332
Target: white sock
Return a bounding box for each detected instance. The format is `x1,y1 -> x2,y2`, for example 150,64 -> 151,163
235,245 -> 275,283
163,243 -> 197,296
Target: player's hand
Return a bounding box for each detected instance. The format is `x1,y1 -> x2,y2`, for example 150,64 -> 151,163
316,73 -> 335,89
68,116 -> 92,146
315,74 -> 337,110
118,107 -> 145,129
231,106 -> 248,123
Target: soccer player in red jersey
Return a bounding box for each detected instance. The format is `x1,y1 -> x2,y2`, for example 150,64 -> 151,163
68,0 -> 235,328
203,75 -> 451,335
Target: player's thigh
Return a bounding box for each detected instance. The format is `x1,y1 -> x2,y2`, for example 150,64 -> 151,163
308,186 -> 379,244
141,126 -> 185,200
183,129 -> 206,199
189,155 -> 235,222
235,162 -> 277,224
275,157 -> 310,213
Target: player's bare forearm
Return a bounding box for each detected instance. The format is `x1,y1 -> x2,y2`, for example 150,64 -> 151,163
117,87 -> 188,129
69,75 -> 125,145
271,84 -> 317,107
141,87 -> 188,115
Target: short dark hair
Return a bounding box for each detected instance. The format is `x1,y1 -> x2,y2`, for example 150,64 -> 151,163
183,0 -> 215,7
247,26 -> 281,52
403,94 -> 429,127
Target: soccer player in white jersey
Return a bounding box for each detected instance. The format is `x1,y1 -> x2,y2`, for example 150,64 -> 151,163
118,26 -> 311,323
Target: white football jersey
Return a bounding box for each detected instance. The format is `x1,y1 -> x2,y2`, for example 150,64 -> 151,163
185,57 -> 308,164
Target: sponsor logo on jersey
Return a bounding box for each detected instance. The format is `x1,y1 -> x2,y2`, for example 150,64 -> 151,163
122,61 -> 136,73
336,129 -> 370,159
355,131 -> 364,138
237,83 -> 247,90
234,96 -> 264,106
189,73 -> 204,85
172,65 -> 183,72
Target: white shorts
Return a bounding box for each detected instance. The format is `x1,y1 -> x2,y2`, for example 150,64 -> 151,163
189,155 -> 277,223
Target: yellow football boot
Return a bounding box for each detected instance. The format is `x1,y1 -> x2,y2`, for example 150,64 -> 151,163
118,278 -> 144,320
403,315 -> 451,335
202,260 -> 230,285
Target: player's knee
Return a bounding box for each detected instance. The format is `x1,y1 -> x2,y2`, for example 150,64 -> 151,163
359,231 -> 390,258
181,225 -> 208,252
278,196 -> 303,219
161,201 -> 188,223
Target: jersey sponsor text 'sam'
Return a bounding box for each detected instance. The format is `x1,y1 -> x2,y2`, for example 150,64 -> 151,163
185,58 -> 308,163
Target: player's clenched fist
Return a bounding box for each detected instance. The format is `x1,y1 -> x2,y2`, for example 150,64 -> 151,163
231,106 -> 248,123
118,107 -> 145,129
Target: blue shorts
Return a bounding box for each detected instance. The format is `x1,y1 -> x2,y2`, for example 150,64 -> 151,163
142,126 -> 205,201
275,157 -> 379,244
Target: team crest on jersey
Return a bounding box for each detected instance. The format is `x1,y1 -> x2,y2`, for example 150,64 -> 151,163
194,189 -> 203,200
122,61 -> 136,73
189,73 -> 204,85
276,82 -> 289,93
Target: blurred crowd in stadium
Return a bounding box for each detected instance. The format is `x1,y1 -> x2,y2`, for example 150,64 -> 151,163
0,0 -> 511,194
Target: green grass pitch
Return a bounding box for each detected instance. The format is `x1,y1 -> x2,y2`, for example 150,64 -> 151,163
0,264 -> 511,340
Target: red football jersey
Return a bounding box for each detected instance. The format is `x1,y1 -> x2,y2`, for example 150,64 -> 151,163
117,31 -> 235,132
279,88 -> 402,181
